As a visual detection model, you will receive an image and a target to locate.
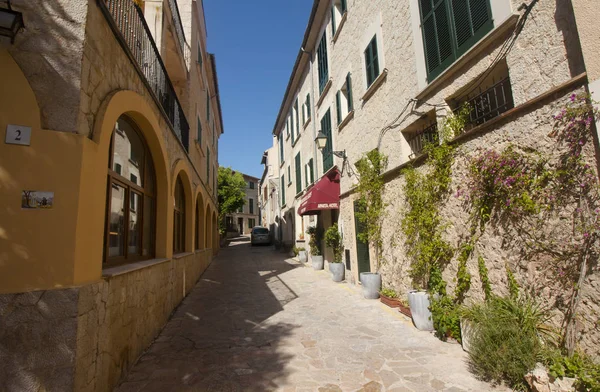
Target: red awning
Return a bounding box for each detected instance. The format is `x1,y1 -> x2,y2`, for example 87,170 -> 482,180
298,168 -> 341,216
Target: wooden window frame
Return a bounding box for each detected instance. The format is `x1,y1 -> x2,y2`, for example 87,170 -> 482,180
173,176 -> 186,254
104,118 -> 156,267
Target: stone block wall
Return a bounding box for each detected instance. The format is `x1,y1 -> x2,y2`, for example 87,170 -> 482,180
7,0 -> 88,133
0,251 -> 211,392
341,88 -> 600,357
74,250 -> 212,391
0,289 -> 79,391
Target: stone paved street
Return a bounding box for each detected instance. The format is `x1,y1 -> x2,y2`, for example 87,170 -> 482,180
116,238 -> 507,392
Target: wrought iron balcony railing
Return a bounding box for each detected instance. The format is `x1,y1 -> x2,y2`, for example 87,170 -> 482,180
464,76 -> 514,129
98,0 -> 190,152
167,0 -> 190,68
408,122 -> 438,157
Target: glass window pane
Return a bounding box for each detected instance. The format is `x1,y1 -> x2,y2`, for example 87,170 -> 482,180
113,118 -> 144,185
145,154 -> 155,195
128,192 -> 141,255
108,183 -> 126,257
175,177 -> 185,210
143,196 -> 155,257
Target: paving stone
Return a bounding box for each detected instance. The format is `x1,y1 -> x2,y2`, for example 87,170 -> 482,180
360,380 -> 384,392
318,384 -> 342,392
431,378 -> 446,390
115,240 -> 510,391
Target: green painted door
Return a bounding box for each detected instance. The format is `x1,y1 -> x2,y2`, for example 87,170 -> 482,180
354,200 -> 370,274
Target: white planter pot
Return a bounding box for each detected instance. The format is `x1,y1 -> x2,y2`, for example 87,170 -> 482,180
460,318 -> 475,352
329,262 -> 345,282
298,251 -> 308,263
312,255 -> 324,270
407,290 -> 434,331
360,272 -> 381,299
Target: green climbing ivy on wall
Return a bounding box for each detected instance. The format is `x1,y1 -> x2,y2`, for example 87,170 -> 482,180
355,149 -> 388,271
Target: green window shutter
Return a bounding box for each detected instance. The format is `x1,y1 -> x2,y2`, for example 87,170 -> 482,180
295,153 -> 302,194
341,0 -> 347,13
290,111 -> 295,145
197,116 -> 202,145
309,158 -> 314,183
419,0 -> 492,81
331,6 -> 336,36
321,109 -> 333,172
206,149 -> 210,182
295,99 -> 300,135
287,166 -> 291,182
206,90 -> 210,123
281,175 -> 285,205
365,36 -> 380,87
336,91 -> 342,126
302,101 -> 306,124
317,34 -> 329,94
306,94 -> 311,120
452,0 -> 493,56
279,135 -> 284,164
421,0 -> 453,80
197,42 -> 202,64
249,199 -> 254,214
346,73 -> 353,112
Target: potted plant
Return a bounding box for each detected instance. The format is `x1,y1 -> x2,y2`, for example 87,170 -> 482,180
306,226 -> 323,270
297,247 -> 307,263
355,150 -> 388,299
324,223 -> 344,282
379,287 -> 401,308
408,289 -> 434,330
398,298 -> 412,318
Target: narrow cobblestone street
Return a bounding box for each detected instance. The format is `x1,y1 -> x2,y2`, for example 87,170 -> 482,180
116,238 -> 507,392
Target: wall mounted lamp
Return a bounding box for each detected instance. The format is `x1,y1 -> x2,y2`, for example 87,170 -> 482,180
315,130 -> 347,159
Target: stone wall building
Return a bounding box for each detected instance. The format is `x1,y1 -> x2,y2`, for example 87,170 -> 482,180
264,0 -> 600,356
259,143 -> 282,243
225,172 -> 260,235
0,0 -> 222,390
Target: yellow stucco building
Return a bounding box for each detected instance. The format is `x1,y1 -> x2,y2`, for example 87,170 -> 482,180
0,0 -> 221,390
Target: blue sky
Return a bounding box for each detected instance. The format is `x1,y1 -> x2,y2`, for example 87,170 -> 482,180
203,0 -> 313,179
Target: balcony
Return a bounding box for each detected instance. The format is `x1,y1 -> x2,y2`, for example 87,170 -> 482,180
460,76 -> 514,132
162,0 -> 191,84
407,122 -> 438,158
98,0 -> 190,152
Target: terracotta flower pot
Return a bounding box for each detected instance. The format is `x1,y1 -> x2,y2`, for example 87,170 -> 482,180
398,303 -> 412,318
379,294 -> 401,308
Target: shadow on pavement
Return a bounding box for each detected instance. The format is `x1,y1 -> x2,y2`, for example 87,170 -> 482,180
116,243 -> 302,391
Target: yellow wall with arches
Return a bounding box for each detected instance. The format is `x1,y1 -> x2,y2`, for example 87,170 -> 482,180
0,50 -> 217,294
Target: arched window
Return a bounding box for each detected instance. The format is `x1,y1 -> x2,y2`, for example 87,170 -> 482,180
173,176 -> 186,253
105,117 -> 156,265
195,198 -> 201,250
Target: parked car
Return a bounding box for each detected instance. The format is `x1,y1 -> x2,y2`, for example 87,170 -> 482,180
251,227 -> 270,246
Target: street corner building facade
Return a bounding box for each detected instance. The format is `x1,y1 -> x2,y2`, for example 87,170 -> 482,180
0,0 -> 222,390
224,172 -> 260,236
261,0 -> 600,356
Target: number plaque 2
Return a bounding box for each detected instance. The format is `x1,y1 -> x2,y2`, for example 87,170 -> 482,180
5,124 -> 32,146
